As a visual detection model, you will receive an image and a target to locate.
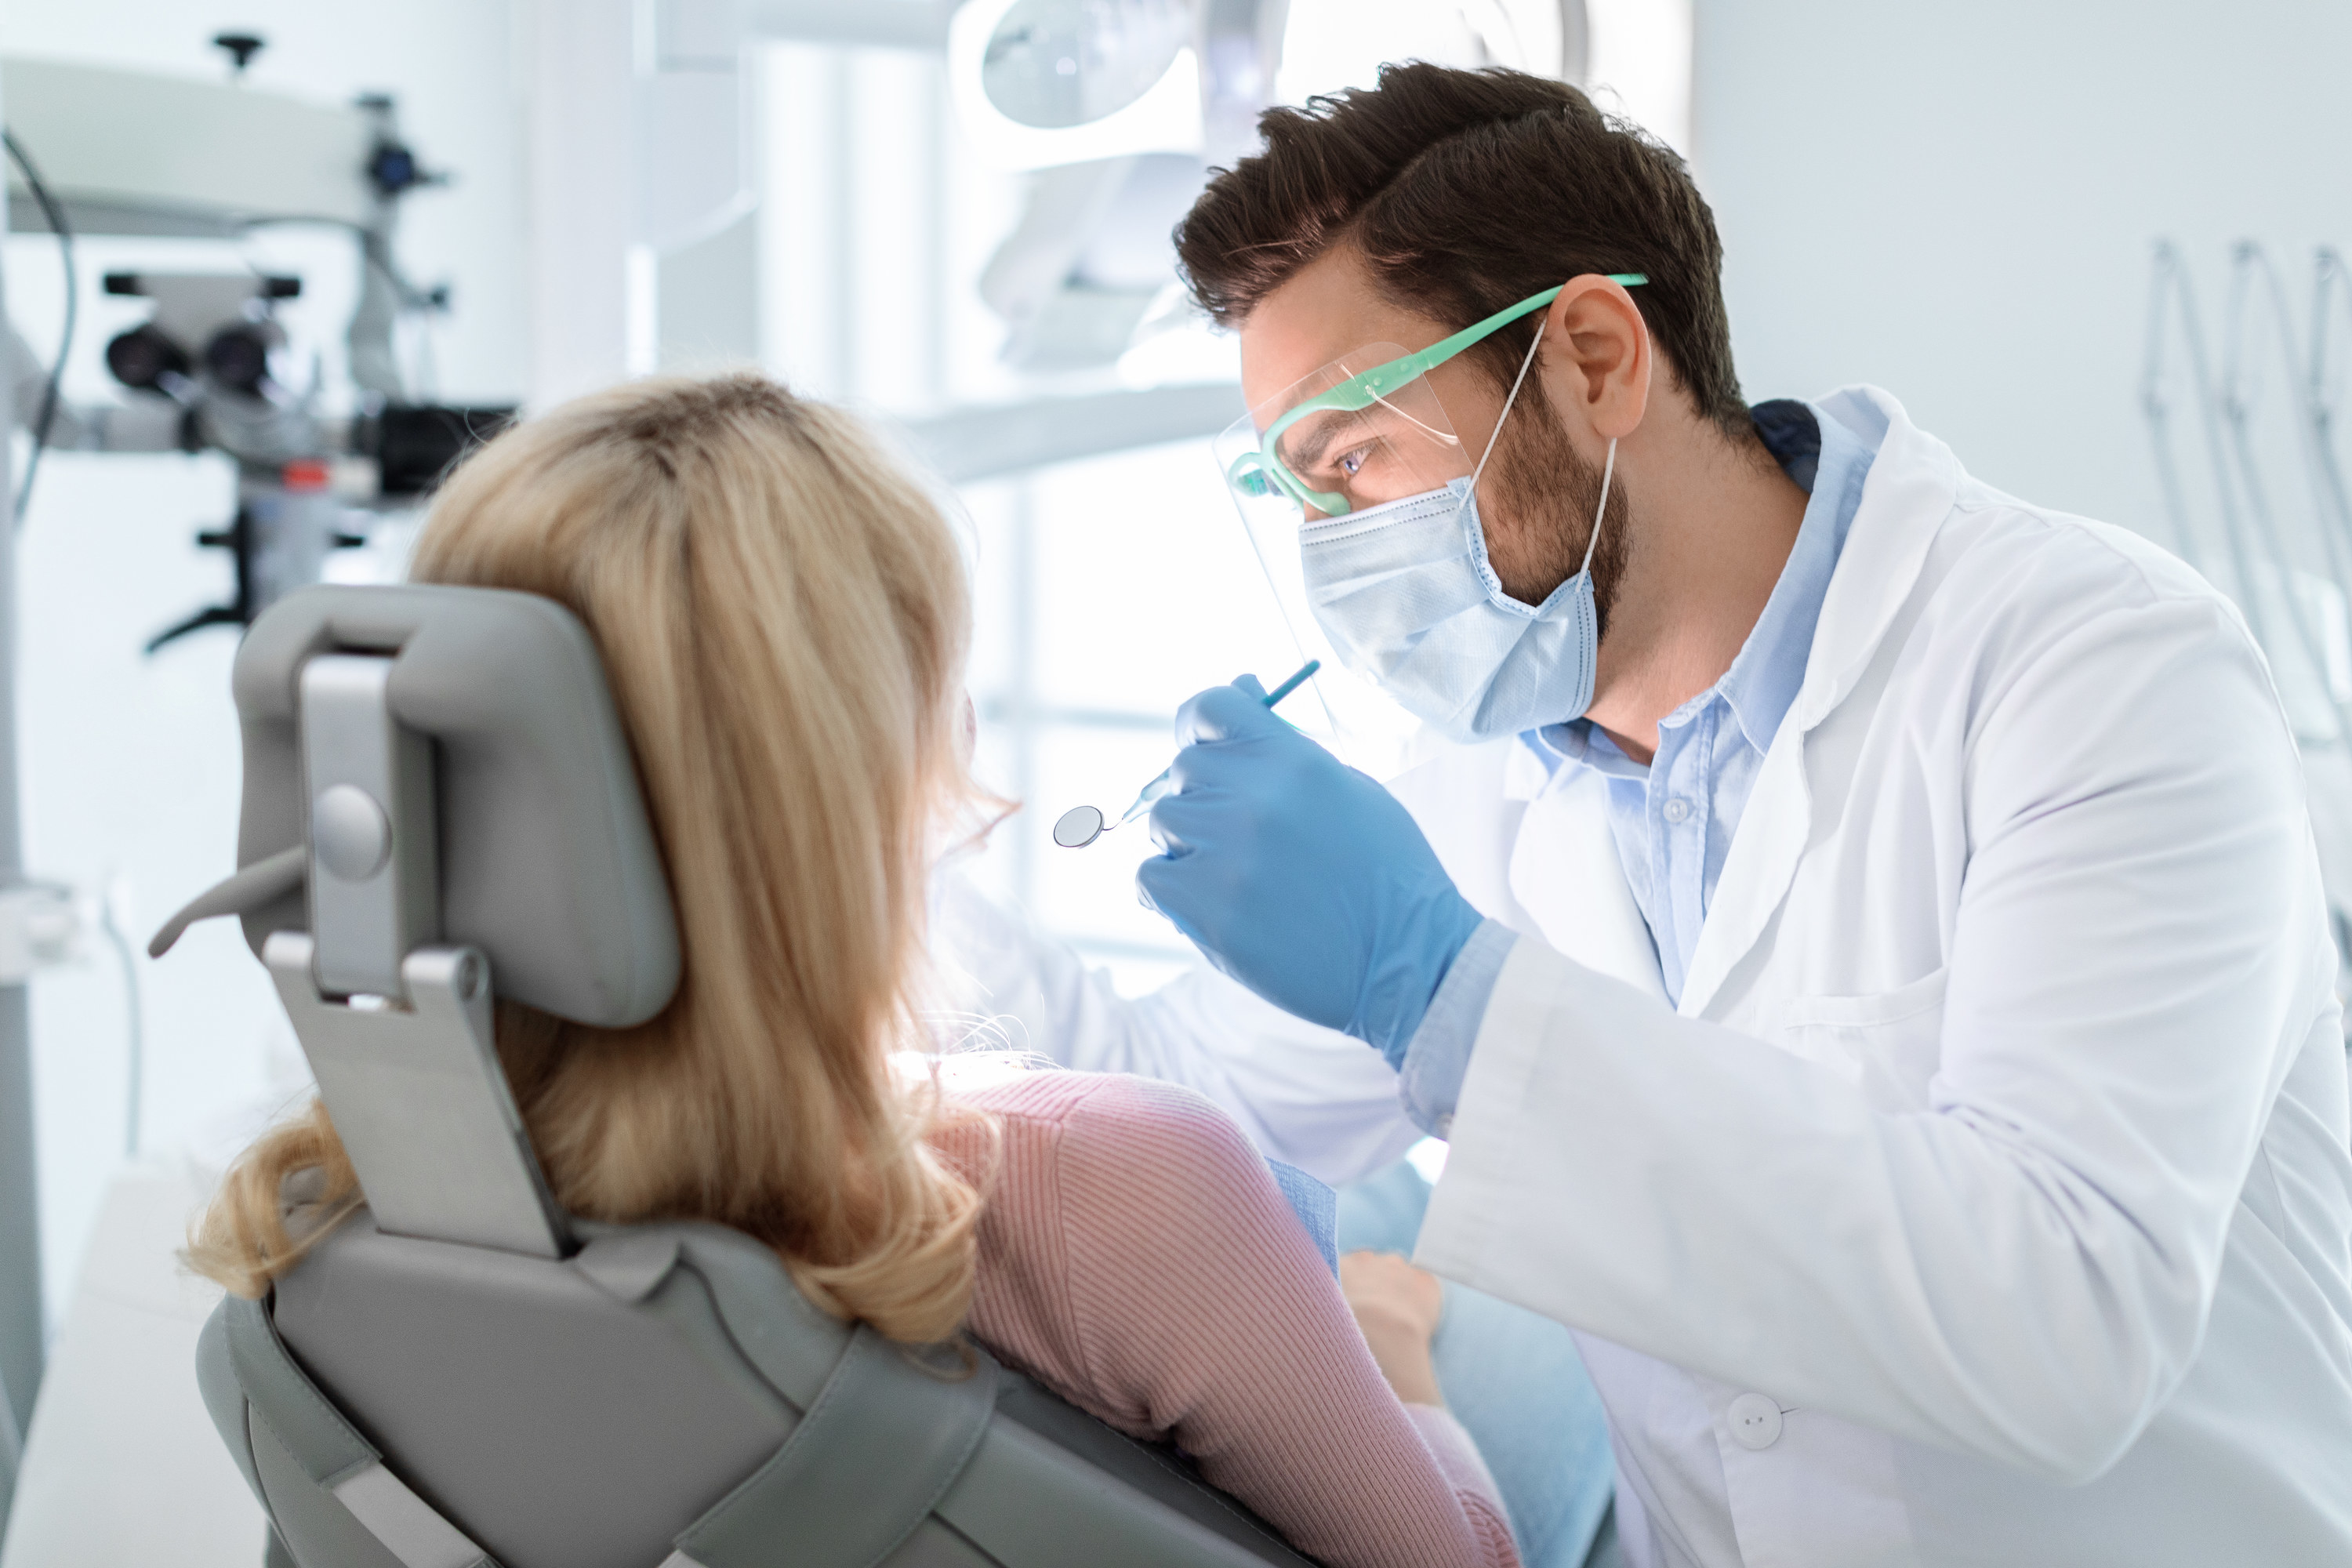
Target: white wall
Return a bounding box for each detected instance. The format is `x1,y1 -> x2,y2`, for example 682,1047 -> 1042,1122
2,1 -> 526,1332
1691,0 -> 2352,536
517,0 -> 633,404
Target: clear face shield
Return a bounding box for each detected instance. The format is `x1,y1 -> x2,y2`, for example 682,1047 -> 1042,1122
1214,275 -> 1646,773
1214,345 -> 1473,774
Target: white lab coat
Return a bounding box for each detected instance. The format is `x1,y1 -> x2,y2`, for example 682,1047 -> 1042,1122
938,387 -> 2352,1566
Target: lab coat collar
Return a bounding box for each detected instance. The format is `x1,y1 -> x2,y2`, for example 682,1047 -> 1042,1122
1502,731 -> 1555,802
1711,404 -> 1875,759
1508,765 -> 1671,1004
1787,387 -> 1955,729
1674,386 -> 1960,1017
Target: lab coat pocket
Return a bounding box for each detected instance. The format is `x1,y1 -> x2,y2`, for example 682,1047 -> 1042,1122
1774,965 -> 1950,1109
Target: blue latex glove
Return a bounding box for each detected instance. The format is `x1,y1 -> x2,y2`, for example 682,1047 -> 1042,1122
1137,676 -> 1486,1067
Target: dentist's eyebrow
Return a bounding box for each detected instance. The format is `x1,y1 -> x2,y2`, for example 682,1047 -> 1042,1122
1283,415 -> 1348,475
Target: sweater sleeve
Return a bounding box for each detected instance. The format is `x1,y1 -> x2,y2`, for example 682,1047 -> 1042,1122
1046,1076 -> 1520,1568
1405,1406 -> 1518,1565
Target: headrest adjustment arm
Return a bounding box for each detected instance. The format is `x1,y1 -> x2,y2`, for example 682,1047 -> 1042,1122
266,931 -> 572,1258
300,654 -> 437,1002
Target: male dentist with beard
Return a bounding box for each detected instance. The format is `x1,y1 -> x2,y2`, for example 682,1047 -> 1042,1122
946,62 -> 2352,1568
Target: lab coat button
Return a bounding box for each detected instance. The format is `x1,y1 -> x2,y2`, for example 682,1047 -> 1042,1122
1434,1114 -> 1455,1138
1728,1392 -> 1783,1450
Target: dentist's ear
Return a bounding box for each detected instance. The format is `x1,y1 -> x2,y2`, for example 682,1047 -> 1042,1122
1541,273 -> 1653,447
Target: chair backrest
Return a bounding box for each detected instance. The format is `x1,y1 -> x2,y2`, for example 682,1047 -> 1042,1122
176,584 -> 1323,1568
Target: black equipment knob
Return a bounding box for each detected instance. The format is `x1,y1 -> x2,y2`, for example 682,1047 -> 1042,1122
213,34 -> 265,75
204,326 -> 272,394
104,325 -> 191,390
366,142 -> 423,198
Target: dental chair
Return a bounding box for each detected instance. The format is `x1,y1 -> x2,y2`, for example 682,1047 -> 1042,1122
165,584 -> 1323,1568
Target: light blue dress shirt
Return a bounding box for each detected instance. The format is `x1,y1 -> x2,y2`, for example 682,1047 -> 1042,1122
1399,401 -> 1882,1134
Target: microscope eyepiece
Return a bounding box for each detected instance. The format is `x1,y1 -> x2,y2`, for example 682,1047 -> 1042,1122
103,324 -> 190,390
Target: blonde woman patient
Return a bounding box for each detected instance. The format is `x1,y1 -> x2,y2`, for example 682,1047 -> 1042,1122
190,373 -> 1520,1568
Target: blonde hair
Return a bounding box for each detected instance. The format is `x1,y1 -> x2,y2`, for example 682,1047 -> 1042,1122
189,374 -> 1000,1343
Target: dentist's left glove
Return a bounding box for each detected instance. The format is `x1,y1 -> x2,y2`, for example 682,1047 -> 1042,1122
1137,677 -> 1485,1068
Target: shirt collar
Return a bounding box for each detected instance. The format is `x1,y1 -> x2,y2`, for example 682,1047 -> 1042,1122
1523,712 -> 1647,782
1710,402 -> 1873,753
1516,398 -> 1878,781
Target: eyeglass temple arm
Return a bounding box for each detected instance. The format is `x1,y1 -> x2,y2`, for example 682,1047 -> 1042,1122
1370,272 -> 1650,395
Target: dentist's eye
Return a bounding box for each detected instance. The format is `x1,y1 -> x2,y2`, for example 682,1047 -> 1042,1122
1338,446 -> 1370,477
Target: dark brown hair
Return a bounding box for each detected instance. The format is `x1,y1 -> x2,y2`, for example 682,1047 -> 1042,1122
1175,64 -> 1751,439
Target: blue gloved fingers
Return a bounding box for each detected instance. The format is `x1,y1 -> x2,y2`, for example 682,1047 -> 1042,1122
1156,744 -> 1251,796
1134,851 -> 1181,922
1135,840 -> 1258,978
1176,679 -> 1294,746
1146,786 -> 1266,873
1231,672 -> 1270,700
1143,791 -> 1206,857
1137,670 -> 1486,1052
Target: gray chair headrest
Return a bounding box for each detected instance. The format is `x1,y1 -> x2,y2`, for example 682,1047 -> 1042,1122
197,583 -> 681,1029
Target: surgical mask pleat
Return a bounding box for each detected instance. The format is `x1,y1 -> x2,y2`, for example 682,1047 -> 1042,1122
1304,481 -> 1490,655
1302,482 -> 1602,740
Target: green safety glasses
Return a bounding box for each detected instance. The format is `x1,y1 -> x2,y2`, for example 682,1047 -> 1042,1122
1222,274 -> 1649,517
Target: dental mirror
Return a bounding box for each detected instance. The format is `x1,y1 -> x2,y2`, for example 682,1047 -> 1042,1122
1053,804 -> 1110,848
1052,660 -> 1319,851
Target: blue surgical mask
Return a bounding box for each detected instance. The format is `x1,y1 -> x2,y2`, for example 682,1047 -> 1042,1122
1298,321 -> 1617,743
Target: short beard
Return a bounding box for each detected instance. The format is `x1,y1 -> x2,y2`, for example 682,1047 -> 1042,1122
1472,372 -> 1632,641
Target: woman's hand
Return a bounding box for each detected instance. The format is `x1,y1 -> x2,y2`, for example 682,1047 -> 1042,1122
1340,1250 -> 1446,1407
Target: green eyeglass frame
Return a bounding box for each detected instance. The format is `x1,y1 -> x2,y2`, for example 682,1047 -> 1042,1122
1228,274 -> 1648,516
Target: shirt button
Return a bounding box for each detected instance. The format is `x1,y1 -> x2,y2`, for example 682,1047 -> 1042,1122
1435,1114 -> 1455,1138
1728,1392 -> 1784,1450
1662,797 -> 1692,824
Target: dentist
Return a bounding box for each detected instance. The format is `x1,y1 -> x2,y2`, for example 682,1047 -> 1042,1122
1076,62 -> 2352,1567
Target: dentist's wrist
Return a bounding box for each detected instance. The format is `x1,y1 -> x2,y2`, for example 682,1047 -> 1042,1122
1357,891 -> 1487,1069
1396,920 -> 1518,1134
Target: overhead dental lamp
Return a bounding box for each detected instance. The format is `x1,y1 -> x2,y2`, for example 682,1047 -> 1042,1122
949,0 -> 1585,171
980,0 -> 1195,130
949,0 -> 1217,169
947,0 -> 1591,371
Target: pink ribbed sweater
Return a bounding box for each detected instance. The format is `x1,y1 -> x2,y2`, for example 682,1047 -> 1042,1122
930,1070 -> 1519,1568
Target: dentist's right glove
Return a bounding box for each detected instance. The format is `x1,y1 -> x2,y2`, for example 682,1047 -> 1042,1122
1136,677 -> 1485,1068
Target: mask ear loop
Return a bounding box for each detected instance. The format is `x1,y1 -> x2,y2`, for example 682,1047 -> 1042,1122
1458,314 -> 1617,584
1464,318 -> 1549,503
1578,437 -> 1617,579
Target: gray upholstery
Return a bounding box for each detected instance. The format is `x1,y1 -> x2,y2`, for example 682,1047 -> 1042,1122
274,1215 -> 799,1568
210,1287 -> 498,1567
237,1210 -> 1322,1568
249,1421 -> 413,1568
672,1319 -> 995,1568
230,584 -> 679,1028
